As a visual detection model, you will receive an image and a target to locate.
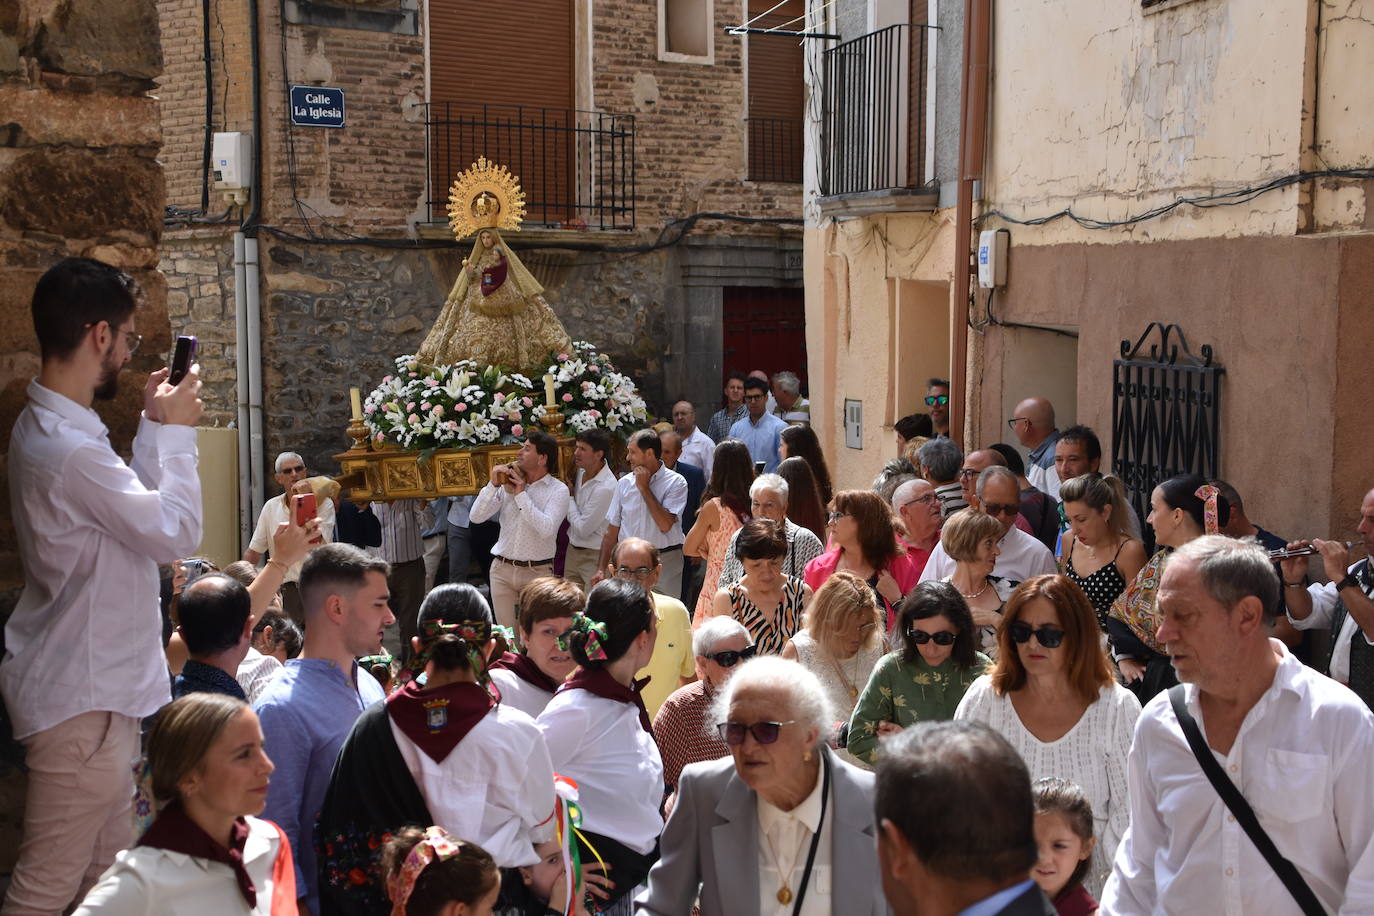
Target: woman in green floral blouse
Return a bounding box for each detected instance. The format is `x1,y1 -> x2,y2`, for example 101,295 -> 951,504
846,581 -> 989,764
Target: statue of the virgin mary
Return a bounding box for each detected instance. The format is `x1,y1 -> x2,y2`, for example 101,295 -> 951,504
415,158 -> 572,372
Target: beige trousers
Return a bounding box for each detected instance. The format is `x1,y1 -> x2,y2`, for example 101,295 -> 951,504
489,558 -> 555,630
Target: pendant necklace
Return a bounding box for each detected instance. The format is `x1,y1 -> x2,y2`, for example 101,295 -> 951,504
762,823 -> 809,905
829,650 -> 861,699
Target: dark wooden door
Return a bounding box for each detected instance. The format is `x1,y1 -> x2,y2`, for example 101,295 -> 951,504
722,287 -> 807,391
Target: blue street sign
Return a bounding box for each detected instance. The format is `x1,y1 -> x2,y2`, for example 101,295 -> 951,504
290,86 -> 345,128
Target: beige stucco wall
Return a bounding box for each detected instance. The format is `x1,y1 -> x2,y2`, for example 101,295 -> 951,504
982,0 -> 1374,246
806,211 -> 956,490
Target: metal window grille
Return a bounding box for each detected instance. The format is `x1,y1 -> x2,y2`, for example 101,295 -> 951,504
746,117 -> 803,183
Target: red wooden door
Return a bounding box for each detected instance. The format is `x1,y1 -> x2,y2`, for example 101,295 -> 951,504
722,287 -> 807,391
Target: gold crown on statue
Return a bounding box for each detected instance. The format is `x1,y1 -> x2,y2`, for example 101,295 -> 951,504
447,156 -> 526,240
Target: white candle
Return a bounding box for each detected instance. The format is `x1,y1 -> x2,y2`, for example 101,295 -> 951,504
543,373 -> 556,408
349,387 -> 362,420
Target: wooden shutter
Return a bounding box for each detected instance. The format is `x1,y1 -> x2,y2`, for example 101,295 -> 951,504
746,0 -> 803,181
427,1 -> 574,223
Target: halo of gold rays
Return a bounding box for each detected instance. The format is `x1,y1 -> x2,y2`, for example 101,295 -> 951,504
446,156 -> 526,240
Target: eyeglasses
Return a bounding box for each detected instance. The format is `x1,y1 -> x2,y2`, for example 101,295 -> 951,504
703,645 -> 758,668
614,565 -> 656,581
906,628 -> 956,646
279,465 -> 307,475
717,719 -> 797,746
1006,417 -> 1029,430
983,503 -> 1021,517
827,511 -> 849,523
924,395 -> 949,406
899,494 -> 938,509
958,467 -> 979,479
1007,621 -> 1066,649
85,322 -> 142,356
744,393 -> 767,402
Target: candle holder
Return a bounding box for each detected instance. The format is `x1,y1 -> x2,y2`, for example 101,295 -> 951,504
539,410 -> 565,435
346,417 -> 371,452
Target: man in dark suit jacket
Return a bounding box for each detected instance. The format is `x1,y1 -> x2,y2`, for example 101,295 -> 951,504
660,430 -> 706,605
875,721 -> 1055,916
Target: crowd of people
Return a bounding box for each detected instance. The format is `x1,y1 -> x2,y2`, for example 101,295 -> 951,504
5,258 -> 1374,916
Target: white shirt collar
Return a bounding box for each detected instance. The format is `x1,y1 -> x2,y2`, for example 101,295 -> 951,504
27,378 -> 108,438
757,761 -> 825,835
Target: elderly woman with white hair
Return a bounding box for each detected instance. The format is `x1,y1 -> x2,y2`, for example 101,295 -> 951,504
653,616 -> 755,795
637,656 -> 887,916
717,474 -> 826,588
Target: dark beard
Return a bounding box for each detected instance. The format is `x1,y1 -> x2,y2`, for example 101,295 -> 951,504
93,346 -> 120,401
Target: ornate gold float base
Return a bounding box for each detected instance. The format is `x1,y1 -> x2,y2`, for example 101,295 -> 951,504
334,438 -> 576,503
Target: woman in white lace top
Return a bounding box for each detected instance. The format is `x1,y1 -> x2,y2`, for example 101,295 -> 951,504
955,574 -> 1140,898
783,571 -> 886,738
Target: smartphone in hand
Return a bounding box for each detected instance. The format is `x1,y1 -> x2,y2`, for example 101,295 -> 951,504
169,335 -> 198,385
293,491 -> 317,528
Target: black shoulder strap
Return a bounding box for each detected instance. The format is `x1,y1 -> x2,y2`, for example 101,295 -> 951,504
1168,685 -> 1327,916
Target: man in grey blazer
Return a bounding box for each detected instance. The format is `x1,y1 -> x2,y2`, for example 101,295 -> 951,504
636,657 -> 889,916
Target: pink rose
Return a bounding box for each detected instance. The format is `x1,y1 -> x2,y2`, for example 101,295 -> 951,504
382,375 -> 392,383
512,424 -> 524,437
456,403 -> 467,412
494,393 -> 506,403
420,402 -> 432,411
448,421 -> 458,430
408,413 -> 419,424
590,410 -> 602,419
433,405 -> 445,416
406,402 -> 416,410
562,393 -> 573,403
425,378 -> 438,387
521,397 -> 533,408
589,365 -> 599,372
364,404 -> 374,414
558,353 -> 569,360
409,372 -> 418,378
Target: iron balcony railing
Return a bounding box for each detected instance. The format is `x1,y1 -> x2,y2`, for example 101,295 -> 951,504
423,103 -> 636,230
821,23 -> 932,197
746,117 -> 804,183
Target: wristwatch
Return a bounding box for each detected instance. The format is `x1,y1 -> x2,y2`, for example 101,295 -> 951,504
1337,572 -> 1362,593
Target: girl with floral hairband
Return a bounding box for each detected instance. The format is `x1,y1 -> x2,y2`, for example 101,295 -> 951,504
317,584 -> 556,915
535,579 -> 662,915
381,826 -> 499,916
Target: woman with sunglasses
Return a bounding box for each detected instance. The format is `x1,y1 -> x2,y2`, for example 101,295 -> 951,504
708,519 -> 813,656
653,616 -> 755,796
637,656 -> 887,916
805,489 -> 921,632
317,584 -> 557,914
537,578 -> 662,914
955,575 -> 1140,897
846,581 -> 989,766
940,508 -> 1017,655
782,571 -> 886,734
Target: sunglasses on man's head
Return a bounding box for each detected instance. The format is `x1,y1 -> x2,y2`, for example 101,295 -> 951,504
1007,621 -> 1066,649
906,628 -> 956,646
925,395 -> 949,406
704,645 -> 758,668
717,719 -> 796,746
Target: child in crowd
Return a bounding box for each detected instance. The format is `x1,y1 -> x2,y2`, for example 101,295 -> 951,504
382,826 -> 500,916
1031,777 -> 1099,916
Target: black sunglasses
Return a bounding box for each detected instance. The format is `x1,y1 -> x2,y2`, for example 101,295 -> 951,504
906,628 -> 956,646
1007,621 -> 1066,649
704,645 -> 758,668
717,719 -> 796,746
925,394 -> 949,406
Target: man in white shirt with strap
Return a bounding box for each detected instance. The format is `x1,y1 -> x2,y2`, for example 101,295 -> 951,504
597,428 -> 688,598
672,399 -> 715,478
471,430 -> 570,630
1,258 -> 205,914
565,427 -> 617,588
244,451 -> 337,623
919,467 -> 1057,585
1103,536 -> 1374,916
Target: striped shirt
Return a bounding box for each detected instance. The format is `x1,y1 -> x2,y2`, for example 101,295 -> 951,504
371,499 -> 424,564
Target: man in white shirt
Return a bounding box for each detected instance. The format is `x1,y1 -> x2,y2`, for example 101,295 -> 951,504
919,467 -> 1057,585
1,258 -> 205,914
244,450 -> 337,622
1103,536 -> 1374,915
1281,486 -> 1374,708
671,399 -> 715,478
565,427 -> 617,588
471,430 -> 570,629
597,428 -> 688,598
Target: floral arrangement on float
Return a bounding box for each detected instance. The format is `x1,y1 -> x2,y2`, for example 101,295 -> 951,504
362,341 -> 648,451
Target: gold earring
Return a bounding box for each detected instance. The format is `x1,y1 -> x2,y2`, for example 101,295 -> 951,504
803,749 -> 812,762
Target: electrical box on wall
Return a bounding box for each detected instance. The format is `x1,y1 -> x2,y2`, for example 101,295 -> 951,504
844,399 -> 863,449
212,132 -> 252,191
978,229 -> 1009,288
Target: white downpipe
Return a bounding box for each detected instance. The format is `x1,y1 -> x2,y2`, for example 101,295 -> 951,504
233,232 -> 252,548
245,236 -> 266,523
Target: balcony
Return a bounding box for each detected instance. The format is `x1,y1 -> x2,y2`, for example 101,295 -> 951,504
747,117 -> 804,184
423,103 -> 636,230
819,24 -> 938,214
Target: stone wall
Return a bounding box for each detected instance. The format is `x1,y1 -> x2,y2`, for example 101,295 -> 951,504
162,230 -> 238,427
0,0 -> 167,888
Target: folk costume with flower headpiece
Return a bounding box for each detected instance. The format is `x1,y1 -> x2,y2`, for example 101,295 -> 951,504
415,157 -> 572,373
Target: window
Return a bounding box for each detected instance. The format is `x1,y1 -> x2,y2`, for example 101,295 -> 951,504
659,0 -> 713,63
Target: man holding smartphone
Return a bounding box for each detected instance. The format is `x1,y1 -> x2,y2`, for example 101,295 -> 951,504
244,451 -> 337,623
1,258 -> 204,914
